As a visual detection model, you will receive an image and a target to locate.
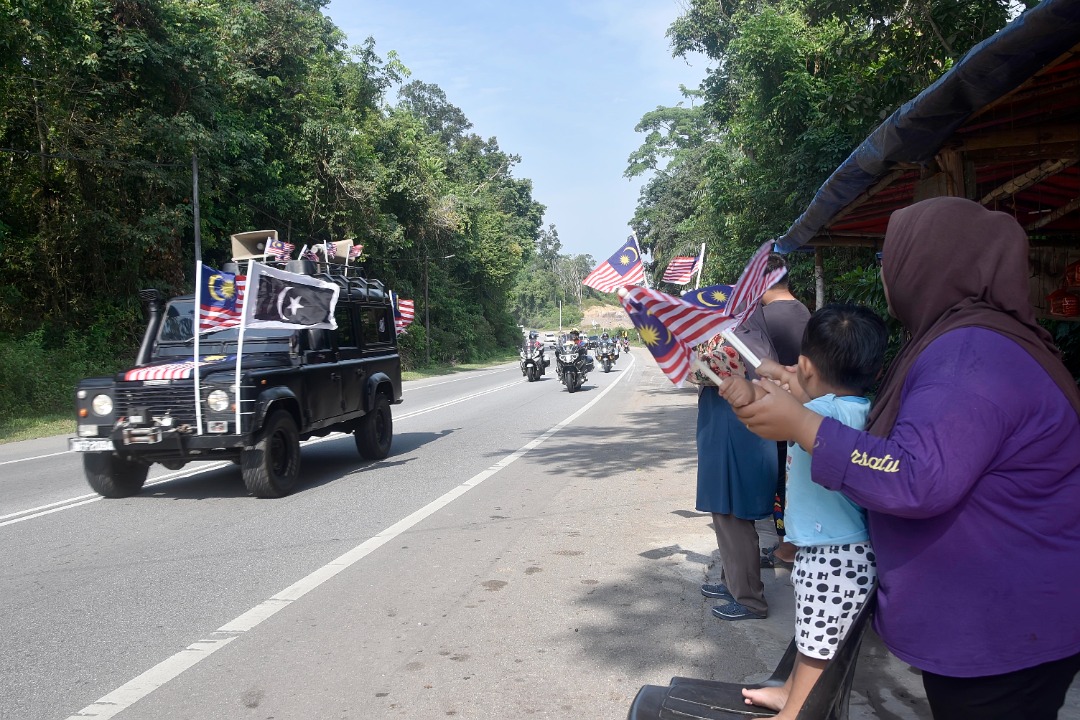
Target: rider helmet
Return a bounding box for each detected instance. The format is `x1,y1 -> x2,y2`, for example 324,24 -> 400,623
601,332 -> 609,340
528,330 -> 539,339
570,328 -> 580,337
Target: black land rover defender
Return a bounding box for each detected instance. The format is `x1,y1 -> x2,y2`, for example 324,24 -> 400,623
70,260 -> 403,498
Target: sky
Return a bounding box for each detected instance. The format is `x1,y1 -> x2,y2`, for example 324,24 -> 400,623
322,0 -> 708,263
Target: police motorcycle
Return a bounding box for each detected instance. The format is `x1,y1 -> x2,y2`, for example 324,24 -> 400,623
519,331 -> 548,382
553,329 -> 593,393
596,333 -> 618,373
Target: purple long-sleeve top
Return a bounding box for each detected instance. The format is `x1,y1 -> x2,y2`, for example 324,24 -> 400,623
811,327 -> 1080,677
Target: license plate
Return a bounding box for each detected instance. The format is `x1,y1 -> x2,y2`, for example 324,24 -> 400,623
69,438 -> 114,452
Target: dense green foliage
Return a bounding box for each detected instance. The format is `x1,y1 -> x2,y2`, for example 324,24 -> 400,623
0,0 -> 579,423
625,0 -> 1079,372
632,0 -> 1035,292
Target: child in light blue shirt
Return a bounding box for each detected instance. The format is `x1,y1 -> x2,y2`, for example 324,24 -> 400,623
720,302 -> 887,720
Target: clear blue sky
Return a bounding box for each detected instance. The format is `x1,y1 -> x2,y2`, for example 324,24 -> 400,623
323,0 -> 707,263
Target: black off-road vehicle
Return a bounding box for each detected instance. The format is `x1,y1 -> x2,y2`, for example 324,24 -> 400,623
69,260 -> 402,498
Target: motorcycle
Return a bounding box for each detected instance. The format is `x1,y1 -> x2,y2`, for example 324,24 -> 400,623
621,338 -> 630,353
519,342 -> 547,382
554,341 -> 592,393
596,340 -> 618,373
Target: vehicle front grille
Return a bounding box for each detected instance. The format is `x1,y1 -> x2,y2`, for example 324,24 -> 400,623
114,382 -> 197,426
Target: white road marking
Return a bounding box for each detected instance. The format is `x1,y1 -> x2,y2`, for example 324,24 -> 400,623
66,355 -> 636,719
2,378 -> 521,528
0,449 -> 71,466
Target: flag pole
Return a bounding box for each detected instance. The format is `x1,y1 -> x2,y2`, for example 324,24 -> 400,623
193,261 -> 204,435
234,260 -> 250,432
694,243 -> 706,290
720,328 -> 762,368
690,356 -> 728,386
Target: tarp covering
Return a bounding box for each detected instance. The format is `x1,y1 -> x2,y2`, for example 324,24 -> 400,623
775,0 -> 1080,252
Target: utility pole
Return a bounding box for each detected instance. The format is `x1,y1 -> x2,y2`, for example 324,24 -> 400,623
424,253 -> 430,365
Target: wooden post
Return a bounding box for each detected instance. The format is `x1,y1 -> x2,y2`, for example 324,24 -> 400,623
814,247 -> 826,311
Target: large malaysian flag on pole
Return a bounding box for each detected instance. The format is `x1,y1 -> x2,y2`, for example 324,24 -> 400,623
582,235 -> 645,293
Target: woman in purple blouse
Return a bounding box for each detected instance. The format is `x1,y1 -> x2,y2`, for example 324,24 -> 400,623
733,197 -> 1080,720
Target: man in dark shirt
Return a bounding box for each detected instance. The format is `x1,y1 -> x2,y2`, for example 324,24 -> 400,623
758,253 -> 811,563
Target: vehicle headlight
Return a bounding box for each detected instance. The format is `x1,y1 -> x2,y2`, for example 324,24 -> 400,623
207,389 -> 231,412
91,394 -> 113,416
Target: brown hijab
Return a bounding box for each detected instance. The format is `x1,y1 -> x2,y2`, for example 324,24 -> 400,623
866,196 -> 1080,436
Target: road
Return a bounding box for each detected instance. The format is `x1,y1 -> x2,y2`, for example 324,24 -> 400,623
3,350 -> 712,720
3,351 -> 1076,720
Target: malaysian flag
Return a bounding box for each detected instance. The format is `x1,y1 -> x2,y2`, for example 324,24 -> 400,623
620,292 -> 695,385
267,238 -> 294,261
662,249 -> 703,285
619,242 -> 785,385
682,284 -> 733,311
198,265 -> 246,332
124,355 -> 237,381
299,245 -> 319,262
348,243 -> 364,260
390,290 -> 415,335
323,241 -> 336,260
582,235 -> 645,293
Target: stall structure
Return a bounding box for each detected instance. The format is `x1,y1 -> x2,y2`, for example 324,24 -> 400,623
775,0 -> 1080,319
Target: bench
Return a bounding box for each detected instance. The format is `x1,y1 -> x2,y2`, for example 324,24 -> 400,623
627,587 -> 878,720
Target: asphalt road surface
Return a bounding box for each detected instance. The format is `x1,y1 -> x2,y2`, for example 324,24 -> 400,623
3,351 -> 1076,720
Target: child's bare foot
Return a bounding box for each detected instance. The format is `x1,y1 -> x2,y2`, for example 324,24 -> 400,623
773,541 -> 797,563
742,685 -> 787,712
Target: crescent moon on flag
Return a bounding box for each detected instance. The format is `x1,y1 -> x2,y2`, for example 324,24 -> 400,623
208,275 -> 226,302
625,244 -> 640,263
276,288 -> 296,319
695,289 -> 723,308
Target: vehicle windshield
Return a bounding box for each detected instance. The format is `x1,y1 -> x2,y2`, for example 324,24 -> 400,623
158,299 -> 294,343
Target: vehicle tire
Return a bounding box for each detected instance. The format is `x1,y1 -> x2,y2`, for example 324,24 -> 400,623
603,361 -> 611,373
528,366 -> 539,382
355,394 -> 393,460
84,453 -> 149,498
241,410 -> 301,498
566,371 -> 577,393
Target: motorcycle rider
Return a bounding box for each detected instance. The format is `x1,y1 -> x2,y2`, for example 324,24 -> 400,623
522,330 -> 546,375
601,331 -> 617,357
568,328 -> 595,371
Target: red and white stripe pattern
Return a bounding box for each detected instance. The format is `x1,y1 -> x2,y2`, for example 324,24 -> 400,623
395,298 -> 415,335
619,241 -> 785,352
582,236 -> 645,293
199,276 -> 246,331
725,242 -> 785,326
662,255 -> 700,284
348,243 -> 364,260
124,356 -> 236,381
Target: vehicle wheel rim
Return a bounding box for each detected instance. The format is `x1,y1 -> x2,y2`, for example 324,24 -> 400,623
270,430 -> 290,475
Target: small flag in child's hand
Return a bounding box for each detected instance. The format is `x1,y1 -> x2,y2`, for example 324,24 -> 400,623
619,289 -> 694,386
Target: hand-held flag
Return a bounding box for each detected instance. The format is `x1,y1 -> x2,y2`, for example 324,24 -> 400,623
619,242 -> 786,384
618,288 -> 694,386
582,235 -> 645,292
241,262 -> 339,330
